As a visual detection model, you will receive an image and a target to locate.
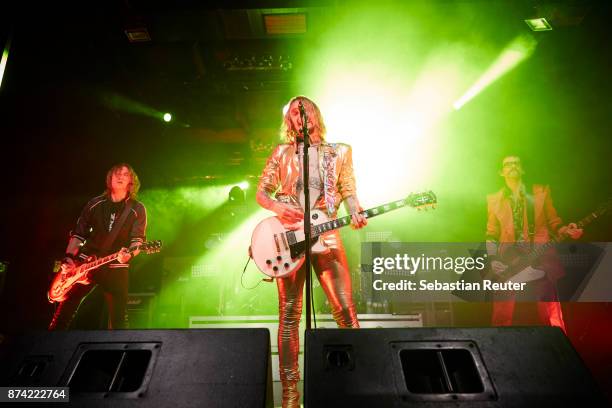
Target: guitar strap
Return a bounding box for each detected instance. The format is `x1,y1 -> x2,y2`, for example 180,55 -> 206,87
100,199 -> 134,254
526,186 -> 536,246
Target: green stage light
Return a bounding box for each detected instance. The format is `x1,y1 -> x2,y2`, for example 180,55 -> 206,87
238,181 -> 250,190
187,208 -> 279,315
101,92 -> 164,120
525,18 -> 552,32
0,35 -> 12,90
453,34 -> 537,110
163,113 -> 172,122
291,3 -> 506,205
304,49 -> 469,204
314,71 -> 442,204
139,185 -> 238,244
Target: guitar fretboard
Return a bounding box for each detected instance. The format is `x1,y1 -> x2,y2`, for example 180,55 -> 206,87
577,211 -> 602,229
82,253 -> 120,272
524,206 -> 607,264
79,241 -> 160,272
312,199 -> 410,236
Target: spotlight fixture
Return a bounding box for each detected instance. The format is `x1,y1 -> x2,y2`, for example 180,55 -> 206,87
524,18 -> 553,32
124,26 -> 152,43
523,4 -> 589,32
228,186 -> 246,204
163,113 -> 172,122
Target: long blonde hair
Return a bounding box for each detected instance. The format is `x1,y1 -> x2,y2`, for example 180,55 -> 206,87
279,96 -> 327,143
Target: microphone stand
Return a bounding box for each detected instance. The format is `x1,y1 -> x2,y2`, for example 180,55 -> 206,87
298,100 -> 313,330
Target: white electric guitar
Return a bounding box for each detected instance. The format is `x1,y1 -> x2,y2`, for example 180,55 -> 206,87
250,191 -> 437,278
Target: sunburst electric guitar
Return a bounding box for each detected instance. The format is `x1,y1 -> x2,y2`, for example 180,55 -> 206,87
250,191 -> 437,278
47,240 -> 162,303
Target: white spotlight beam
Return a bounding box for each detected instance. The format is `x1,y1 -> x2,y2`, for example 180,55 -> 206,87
453,34 -> 537,110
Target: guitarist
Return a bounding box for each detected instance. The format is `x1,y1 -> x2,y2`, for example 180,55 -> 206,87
486,155 -> 582,332
256,96 -> 367,408
48,163 -> 147,330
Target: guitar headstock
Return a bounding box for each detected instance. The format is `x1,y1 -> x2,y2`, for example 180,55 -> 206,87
407,190 -> 437,210
596,198 -> 612,216
137,240 -> 163,254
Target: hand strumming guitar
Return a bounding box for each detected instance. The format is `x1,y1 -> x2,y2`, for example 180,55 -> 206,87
60,257 -> 76,276
558,223 -> 583,240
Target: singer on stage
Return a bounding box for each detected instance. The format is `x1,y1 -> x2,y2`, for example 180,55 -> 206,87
256,96 -> 367,408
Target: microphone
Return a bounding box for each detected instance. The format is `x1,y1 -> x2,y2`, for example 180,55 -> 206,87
298,100 -> 309,141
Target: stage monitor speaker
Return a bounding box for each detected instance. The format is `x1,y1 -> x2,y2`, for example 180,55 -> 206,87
0,329 -> 273,407
304,327 -> 607,408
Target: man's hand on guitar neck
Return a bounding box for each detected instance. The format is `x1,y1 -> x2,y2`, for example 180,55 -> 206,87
558,223 -> 583,240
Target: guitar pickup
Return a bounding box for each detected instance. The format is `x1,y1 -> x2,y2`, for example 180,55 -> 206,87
289,236 -> 319,259
290,241 -> 305,259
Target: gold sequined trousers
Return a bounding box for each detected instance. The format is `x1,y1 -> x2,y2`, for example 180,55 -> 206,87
276,231 -> 359,408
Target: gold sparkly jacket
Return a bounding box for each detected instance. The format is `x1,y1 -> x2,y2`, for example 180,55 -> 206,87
258,142 -> 356,215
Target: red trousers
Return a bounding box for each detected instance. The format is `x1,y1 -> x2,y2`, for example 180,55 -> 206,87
492,278 -> 566,333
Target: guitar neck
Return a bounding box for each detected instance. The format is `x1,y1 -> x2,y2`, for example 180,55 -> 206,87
576,210 -> 604,230
81,252 -> 122,272
312,199 -> 410,236
77,241 -> 161,273
525,208 -> 604,263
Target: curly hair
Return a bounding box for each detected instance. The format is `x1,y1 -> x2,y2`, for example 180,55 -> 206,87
105,163 -> 141,199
